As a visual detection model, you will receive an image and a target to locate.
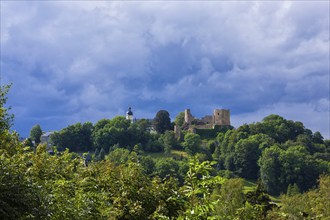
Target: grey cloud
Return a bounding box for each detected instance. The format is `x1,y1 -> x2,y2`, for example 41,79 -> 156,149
1,1 -> 329,138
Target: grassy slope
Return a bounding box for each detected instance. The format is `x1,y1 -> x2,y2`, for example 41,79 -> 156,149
243,179 -> 257,194
143,150 -> 188,160
243,179 -> 281,204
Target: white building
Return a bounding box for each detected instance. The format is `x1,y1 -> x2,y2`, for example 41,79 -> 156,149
126,107 -> 135,123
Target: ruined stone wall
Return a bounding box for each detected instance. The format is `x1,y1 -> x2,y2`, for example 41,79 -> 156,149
194,124 -> 214,129
201,115 -> 213,124
174,125 -> 182,139
184,109 -> 194,124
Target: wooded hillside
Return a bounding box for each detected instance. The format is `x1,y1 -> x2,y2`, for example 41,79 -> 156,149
1,85 -> 329,219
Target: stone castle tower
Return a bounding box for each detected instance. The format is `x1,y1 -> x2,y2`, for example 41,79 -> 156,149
184,109 -> 194,124
213,109 -> 231,126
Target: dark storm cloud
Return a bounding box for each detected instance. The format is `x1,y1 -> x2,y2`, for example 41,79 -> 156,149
1,1 -> 329,138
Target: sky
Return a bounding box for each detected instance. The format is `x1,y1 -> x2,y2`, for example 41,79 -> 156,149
1,1 -> 329,139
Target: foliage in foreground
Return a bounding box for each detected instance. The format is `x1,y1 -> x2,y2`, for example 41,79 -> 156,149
1,133 -> 330,219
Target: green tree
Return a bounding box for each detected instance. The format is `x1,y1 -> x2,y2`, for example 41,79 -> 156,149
154,158 -> 180,179
94,148 -> 99,161
244,181 -> 272,218
81,122 -> 94,149
135,118 -> 152,133
92,116 -> 139,151
312,131 -> 324,144
98,148 -> 106,161
174,111 -> 185,127
282,146 -> 329,192
93,118 -> 111,131
267,175 -> 330,219
154,110 -> 172,134
183,133 -> 201,156
250,114 -> 306,143
258,145 -> 283,195
0,141 -> 44,219
0,84 -> 14,132
107,162 -> 157,219
95,148 -> 105,161
211,178 -> 245,218
234,139 -> 260,179
286,183 -> 300,196
207,140 -> 217,155
30,124 -> 42,145
259,144 -> 329,195
217,129 -> 244,171
108,148 -> 131,166
145,137 -> 164,152
0,85 -> 43,218
161,130 -> 177,154
139,156 -> 155,175
51,122 -> 93,152
233,135 -> 267,179
22,138 -> 34,148
92,125 -> 119,151
180,157 -> 227,219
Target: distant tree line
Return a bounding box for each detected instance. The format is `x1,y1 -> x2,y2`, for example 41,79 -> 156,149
49,110 -> 174,154
44,110 -> 330,197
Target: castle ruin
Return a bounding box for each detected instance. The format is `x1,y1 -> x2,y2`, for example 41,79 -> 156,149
175,108 -> 231,136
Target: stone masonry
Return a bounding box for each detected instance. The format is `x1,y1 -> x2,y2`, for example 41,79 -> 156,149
175,108 -> 231,137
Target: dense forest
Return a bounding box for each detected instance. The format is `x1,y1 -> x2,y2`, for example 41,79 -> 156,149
1,84 -> 330,219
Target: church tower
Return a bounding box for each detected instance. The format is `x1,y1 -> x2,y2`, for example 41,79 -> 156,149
126,107 -> 134,123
